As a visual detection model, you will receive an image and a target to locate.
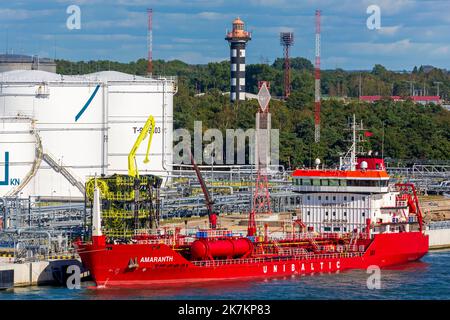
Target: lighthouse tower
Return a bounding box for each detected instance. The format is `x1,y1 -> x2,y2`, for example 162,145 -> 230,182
225,17 -> 251,102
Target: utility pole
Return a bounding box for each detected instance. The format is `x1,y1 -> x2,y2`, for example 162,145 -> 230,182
434,81 -> 442,97
359,73 -> 362,97
147,8 -> 153,76
314,10 -> 321,143
407,80 -> 415,96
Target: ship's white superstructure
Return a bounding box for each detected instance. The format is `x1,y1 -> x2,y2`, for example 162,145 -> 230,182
292,116 -> 419,236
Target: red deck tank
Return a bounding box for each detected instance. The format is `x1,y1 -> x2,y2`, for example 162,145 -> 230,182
191,238 -> 253,260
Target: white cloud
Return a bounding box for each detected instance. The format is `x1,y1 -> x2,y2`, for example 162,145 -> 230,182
431,45 -> 449,56
378,25 -> 401,35
0,8 -> 55,20
55,0 -> 226,7
158,44 -> 176,50
362,0 -> 416,15
348,39 -> 413,54
81,9 -> 147,29
166,51 -> 226,64
197,11 -> 229,20
322,56 -> 348,68
251,26 -> 295,36
41,33 -> 144,42
248,0 -> 288,6
173,37 -> 210,44
346,38 -> 450,61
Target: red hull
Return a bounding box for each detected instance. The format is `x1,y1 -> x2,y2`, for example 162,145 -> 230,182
76,232 -> 428,287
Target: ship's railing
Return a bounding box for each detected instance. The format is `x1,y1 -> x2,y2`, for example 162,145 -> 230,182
134,235 -> 370,248
135,237 -> 196,246
195,229 -> 234,238
270,232 -> 370,242
191,252 -> 364,268
275,243 -> 365,254
311,244 -> 366,253
277,247 -> 309,255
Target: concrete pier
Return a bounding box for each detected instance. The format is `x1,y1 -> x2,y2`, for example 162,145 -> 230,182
0,258 -> 83,287
426,229 -> 450,250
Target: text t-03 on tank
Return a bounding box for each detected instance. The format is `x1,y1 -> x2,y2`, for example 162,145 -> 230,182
178,304 -> 271,317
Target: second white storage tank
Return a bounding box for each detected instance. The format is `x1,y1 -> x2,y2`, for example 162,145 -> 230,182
0,70 -> 176,198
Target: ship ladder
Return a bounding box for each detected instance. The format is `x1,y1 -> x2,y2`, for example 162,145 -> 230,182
308,237 -> 320,252
350,232 -> 361,250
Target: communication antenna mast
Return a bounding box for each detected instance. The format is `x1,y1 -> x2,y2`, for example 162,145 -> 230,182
434,81 -> 442,97
248,81 -> 273,237
314,10 -> 321,143
280,32 -> 294,99
147,8 -> 153,76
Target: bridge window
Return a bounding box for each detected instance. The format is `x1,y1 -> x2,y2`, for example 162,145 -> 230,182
312,179 -> 321,186
324,227 -> 331,232
347,180 -> 384,187
333,227 -> 341,232
329,179 -> 339,186
321,179 -> 329,186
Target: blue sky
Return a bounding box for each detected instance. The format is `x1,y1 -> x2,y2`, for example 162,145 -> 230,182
1,0 -> 449,70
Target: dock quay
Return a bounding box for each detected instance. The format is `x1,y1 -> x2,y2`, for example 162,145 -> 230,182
426,221 -> 450,250
0,257 -> 83,289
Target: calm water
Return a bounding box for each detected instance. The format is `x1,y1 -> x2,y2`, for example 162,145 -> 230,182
1,250 -> 450,300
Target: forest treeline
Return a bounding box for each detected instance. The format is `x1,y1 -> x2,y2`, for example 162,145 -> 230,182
56,58 -> 450,168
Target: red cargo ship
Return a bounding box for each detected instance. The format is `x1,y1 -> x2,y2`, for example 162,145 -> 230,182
75,117 -> 428,287
75,159 -> 428,287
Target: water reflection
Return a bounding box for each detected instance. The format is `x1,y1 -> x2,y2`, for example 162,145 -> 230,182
83,261 -> 432,300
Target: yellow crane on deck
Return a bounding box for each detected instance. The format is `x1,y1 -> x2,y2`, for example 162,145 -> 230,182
128,115 -> 155,178
84,114 -> 159,238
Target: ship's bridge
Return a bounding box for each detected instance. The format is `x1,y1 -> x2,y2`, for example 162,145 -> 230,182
292,169 -> 390,193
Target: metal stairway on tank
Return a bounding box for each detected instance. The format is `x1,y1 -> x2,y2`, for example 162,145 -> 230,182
5,127 -> 43,197
42,152 -> 85,195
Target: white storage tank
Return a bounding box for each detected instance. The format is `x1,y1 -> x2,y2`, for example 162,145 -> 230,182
0,70 -> 176,198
